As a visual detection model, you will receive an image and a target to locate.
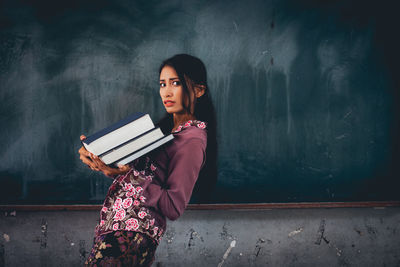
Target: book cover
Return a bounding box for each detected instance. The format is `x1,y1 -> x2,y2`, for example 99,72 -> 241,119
82,113 -> 154,155
84,112 -> 147,145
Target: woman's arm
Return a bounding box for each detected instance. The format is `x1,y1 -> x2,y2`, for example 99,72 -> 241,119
142,137 -> 206,220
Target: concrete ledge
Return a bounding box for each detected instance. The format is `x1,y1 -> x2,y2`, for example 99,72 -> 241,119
0,207 -> 399,266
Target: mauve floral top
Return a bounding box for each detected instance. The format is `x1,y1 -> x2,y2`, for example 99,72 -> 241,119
94,120 -> 207,244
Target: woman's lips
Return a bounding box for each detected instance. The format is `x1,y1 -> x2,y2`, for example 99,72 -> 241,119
164,100 -> 175,107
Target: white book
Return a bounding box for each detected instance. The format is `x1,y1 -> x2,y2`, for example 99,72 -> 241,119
100,128 -> 165,165
116,134 -> 174,166
82,113 -> 154,155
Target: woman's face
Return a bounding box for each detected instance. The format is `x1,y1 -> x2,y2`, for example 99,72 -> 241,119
159,65 -> 195,115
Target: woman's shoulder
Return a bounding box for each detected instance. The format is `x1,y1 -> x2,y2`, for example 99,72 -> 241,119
173,120 -> 207,150
172,119 -> 207,133
172,120 -> 207,142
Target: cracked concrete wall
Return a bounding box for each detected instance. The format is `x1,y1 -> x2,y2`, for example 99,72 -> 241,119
0,207 -> 399,266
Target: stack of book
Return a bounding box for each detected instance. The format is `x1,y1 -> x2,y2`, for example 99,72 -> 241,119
82,112 -> 173,167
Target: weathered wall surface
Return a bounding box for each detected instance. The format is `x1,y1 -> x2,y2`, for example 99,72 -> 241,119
1,207 -> 399,266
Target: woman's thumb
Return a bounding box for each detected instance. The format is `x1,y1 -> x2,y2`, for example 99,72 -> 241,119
118,164 -> 128,170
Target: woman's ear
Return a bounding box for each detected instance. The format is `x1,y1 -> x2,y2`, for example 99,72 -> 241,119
195,85 -> 206,98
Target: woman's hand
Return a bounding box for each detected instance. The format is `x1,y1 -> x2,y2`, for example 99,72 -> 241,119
78,135 -> 131,178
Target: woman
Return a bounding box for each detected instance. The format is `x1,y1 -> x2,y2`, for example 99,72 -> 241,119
79,54 -> 217,266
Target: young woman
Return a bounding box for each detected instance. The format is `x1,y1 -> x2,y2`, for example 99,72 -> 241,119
79,54 -> 217,266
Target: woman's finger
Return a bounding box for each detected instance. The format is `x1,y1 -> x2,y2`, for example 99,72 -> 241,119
78,135 -> 101,173
89,155 -> 117,177
80,155 -> 97,169
90,155 -> 110,173
90,154 -> 103,166
88,162 -> 99,172
118,164 -> 130,172
78,146 -> 91,157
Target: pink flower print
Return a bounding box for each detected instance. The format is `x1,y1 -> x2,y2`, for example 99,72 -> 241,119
134,170 -> 140,176
175,125 -> 182,132
158,228 -> 163,236
100,220 -> 105,226
133,200 -> 140,206
144,221 -> 149,229
139,195 -> 146,202
132,221 -> 139,231
197,121 -> 206,129
101,207 -> 108,213
138,210 -> 147,219
113,198 -> 122,210
145,175 -> 153,181
150,218 -> 155,226
125,218 -> 139,231
153,226 -> 158,235
125,218 -> 135,226
135,186 -> 143,194
126,190 -> 134,197
124,183 -> 133,191
140,170 -> 145,175
112,223 -> 119,231
150,164 -> 157,171
113,209 -> 126,221
122,198 -> 133,209
133,193 -> 139,199
184,121 -> 192,127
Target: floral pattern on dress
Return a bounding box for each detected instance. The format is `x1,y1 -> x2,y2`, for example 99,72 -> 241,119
95,156 -> 163,244
85,231 -> 157,267
173,120 -> 207,133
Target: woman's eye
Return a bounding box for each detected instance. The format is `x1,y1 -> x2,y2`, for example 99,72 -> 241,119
160,83 -> 166,87
172,81 -> 181,86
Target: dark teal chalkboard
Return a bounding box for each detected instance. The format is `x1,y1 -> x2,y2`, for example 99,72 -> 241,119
0,0 -> 399,204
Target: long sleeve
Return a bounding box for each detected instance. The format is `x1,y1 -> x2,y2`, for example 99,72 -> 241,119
142,137 -> 206,220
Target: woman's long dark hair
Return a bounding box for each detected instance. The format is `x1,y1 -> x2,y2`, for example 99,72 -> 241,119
156,54 -> 218,203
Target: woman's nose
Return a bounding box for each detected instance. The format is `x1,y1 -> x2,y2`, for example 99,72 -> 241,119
162,86 -> 173,98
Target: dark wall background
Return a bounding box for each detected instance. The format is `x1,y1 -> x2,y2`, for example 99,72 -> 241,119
0,0 -> 399,204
